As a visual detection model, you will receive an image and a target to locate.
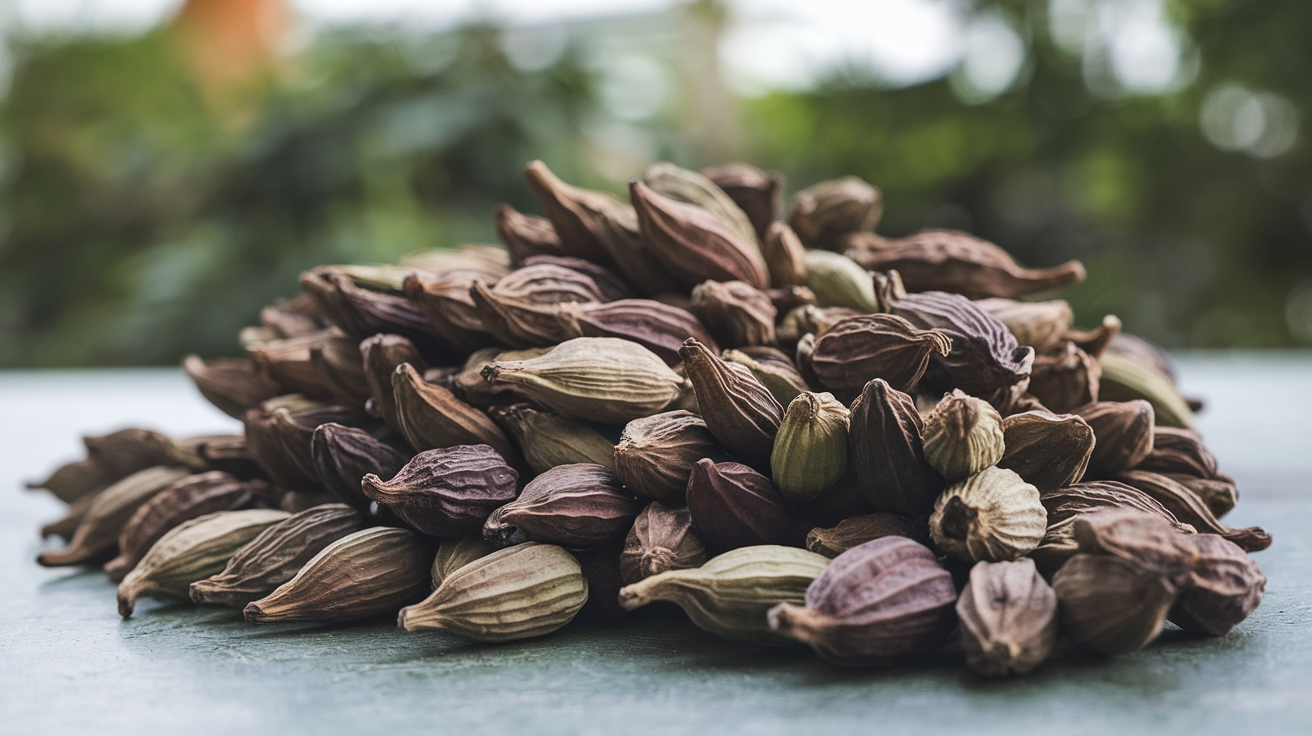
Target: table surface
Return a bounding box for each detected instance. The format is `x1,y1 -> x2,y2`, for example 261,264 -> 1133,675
2,353 -> 1311,736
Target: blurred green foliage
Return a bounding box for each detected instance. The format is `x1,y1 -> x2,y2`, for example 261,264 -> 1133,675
1,0 -> 1310,367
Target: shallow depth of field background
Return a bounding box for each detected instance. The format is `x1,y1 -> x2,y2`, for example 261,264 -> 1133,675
0,0 -> 1309,367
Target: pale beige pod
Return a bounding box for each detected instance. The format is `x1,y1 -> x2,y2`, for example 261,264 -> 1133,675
929,467 -> 1046,562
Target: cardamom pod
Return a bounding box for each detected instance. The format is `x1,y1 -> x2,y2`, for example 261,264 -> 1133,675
618,545 -> 830,643
620,502 -> 707,584
1071,509 -> 1198,581
997,410 -> 1094,492
1075,400 -> 1155,477
361,333 -> 427,432
613,410 -> 731,505
921,390 -> 1006,483
767,284 -> 817,314
974,298 -> 1074,354
309,338 -> 372,409
701,163 -> 782,243
482,337 -> 685,424
262,402 -> 380,487
259,293 -> 327,338
690,280 -> 777,348
767,537 -> 956,666
777,304 -> 861,347
803,250 -> 879,311
362,445 -> 519,538
310,422 -> 412,513
680,338 -> 782,472
686,459 -> 794,554
808,314 -> 952,403
41,493 -> 95,541
631,180 -> 770,290
489,403 -> 616,475
241,399 -> 323,491
575,539 -> 628,618
117,509 -> 290,618
448,346 -> 543,408
190,504 -> 367,608
721,347 -> 810,408
401,243 -> 512,278
245,527 -> 434,623
468,262 -> 610,347
299,267 -> 453,358
805,512 -> 930,558
1033,480 -> 1194,577
1169,533 -> 1265,636
788,176 -> 882,250
956,558 -> 1057,677
37,466 -> 191,567
1027,342 -> 1101,413
1097,350 -> 1194,429
1166,474 -> 1238,520
560,299 -> 717,366
848,378 -> 944,517
243,327 -> 352,401
182,355 -> 283,419
759,221 -> 806,287
521,254 -> 634,302
1115,470 -> 1271,551
104,471 -> 258,581
495,203 -> 566,264
397,542 -> 587,641
431,535 -> 498,588
643,162 -> 760,248
1137,427 -> 1223,479
1052,553 -> 1177,655
929,467 -> 1045,562
771,392 -> 850,502
183,433 -> 265,481
402,270 -> 497,354
482,463 -> 642,549
391,362 -> 520,464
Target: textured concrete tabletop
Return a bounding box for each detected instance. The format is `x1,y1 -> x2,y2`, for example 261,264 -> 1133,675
2,354 -> 1310,736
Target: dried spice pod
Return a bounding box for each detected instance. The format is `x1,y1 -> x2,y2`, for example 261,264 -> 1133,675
974,299 -> 1074,354
245,527 -> 434,623
468,262 -> 610,347
1138,427 -> 1222,479
104,471 -> 258,581
574,539 -> 629,617
891,292 -> 1035,411
520,255 -> 633,302
41,494 -> 95,541
447,346 -> 543,408
1027,342 -> 1100,413
921,390 -> 1006,484
265,403 -> 380,486
1064,314 -> 1122,359
401,243 -> 512,278
300,268 -> 453,359
631,180 -> 770,290
38,466 -> 192,567
495,204 -> 566,264
1169,534 -> 1265,636
259,294 -> 326,338
242,399 -> 324,492
771,392 -> 850,502
760,221 -> 806,287
483,337 -> 685,425
402,270 -> 497,354
843,229 -> 1086,299
643,162 -> 760,248
309,339 -> 372,409
690,280 -> 777,348
788,176 -> 882,250
1097,351 -> 1194,429
28,427 -> 196,506
805,513 -> 930,558
1033,480 -> 1195,577
398,542 -> 587,641
702,163 -> 782,244
489,403 -> 616,475
1052,553 -> 1177,656
620,503 -> 707,584
244,328 -> 360,401
182,433 -> 265,481
1071,509 -> 1199,581
182,355 -> 283,419
956,558 -> 1057,677
613,410 -> 731,505
686,459 -> 794,554
721,347 -> 810,408
362,445 -> 519,538
1167,474 -> 1238,519
391,363 -> 519,464
767,284 -> 816,314
997,410 -> 1094,492
803,250 -> 879,311
190,504 -> 367,608
310,423 -> 412,512
811,314 -> 951,402
929,467 -> 1046,563
27,458 -> 108,506
561,299 -> 716,366
848,378 -> 943,517
768,537 -> 956,666
1076,400 -> 1155,477
778,304 -> 862,347
680,338 -> 782,472
1116,470 -> 1271,552
619,545 -> 830,643
522,160 -> 631,265
361,333 -> 428,432
483,463 -> 642,549
117,509 -> 290,618
431,535 -> 498,588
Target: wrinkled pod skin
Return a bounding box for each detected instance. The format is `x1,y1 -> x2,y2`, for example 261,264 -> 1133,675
361,445 -> 519,538
956,558 -> 1058,677
620,502 -> 708,584
482,463 -> 643,550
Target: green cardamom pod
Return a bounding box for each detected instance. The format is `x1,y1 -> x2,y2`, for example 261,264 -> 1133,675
1097,351 -> 1194,429
771,392 -> 849,502
803,250 -> 879,311
929,467 -> 1045,562
921,390 -> 1005,483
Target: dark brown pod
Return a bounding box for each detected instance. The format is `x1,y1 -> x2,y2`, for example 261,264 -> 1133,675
37,466 -> 192,567
805,512 -> 930,558
808,314 -> 952,404
1052,553 -> 1177,656
685,459 -> 793,554
1064,314 -> 1122,359
561,299 -> 717,366
1166,474 -> 1238,519
1169,533 -> 1266,636
613,410 -> 732,505
361,445 -> 519,537
390,363 -> 520,467
308,340 -> 372,410
468,263 -> 611,347
722,347 -> 811,408
40,494 -> 95,540
27,458 -> 108,506
997,410 -> 1095,492
1026,342 -> 1100,413
691,280 -> 777,349
631,180 -> 770,291
843,229 -> 1085,299
702,162 -> 782,243
244,328 -> 357,401
266,403 -> 380,486
574,539 -> 628,618
401,270 -> 497,354
847,379 -> 944,517
1075,400 -> 1155,477
241,398 -> 329,491
182,355 -> 283,419
679,338 -> 782,472
311,423 -> 412,513
521,255 -> 633,302
767,537 -> 957,667
103,471 -> 258,581
259,293 -> 326,339
483,463 -> 642,549
1137,427 -> 1222,479
1033,480 -> 1195,577
495,204 -> 566,264
361,333 -> 428,432
620,502 -> 707,584
787,176 -> 883,251
759,221 -> 807,288
890,291 -> 1035,412
27,428 -> 194,505
1115,470 -> 1271,552
767,285 -> 816,315
956,558 -> 1058,677
1071,509 -> 1198,582
299,268 -> 454,360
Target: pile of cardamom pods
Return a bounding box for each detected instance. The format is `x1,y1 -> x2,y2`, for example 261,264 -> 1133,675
29,161 -> 1270,674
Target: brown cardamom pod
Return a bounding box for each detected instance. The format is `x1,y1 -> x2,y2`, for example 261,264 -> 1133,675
997,410 -> 1094,491
690,280 -> 777,348
929,467 -> 1046,563
259,293 -> 327,338
1033,480 -> 1195,577
767,284 -> 817,314
1075,400 -> 1155,477
1115,470 -> 1271,552
495,203 -> 566,264
362,445 -> 519,537
631,180 -> 770,290
643,162 -> 760,249
701,162 -> 783,243
489,403 -> 616,475
560,299 -> 717,366
1027,342 -> 1100,413
1052,553 -> 1177,655
848,378 -> 944,516
308,339 -> 372,409
447,346 -> 543,408
679,338 -> 782,472
686,459 -> 793,554
777,305 -> 862,348
244,328 -> 357,401
241,398 -> 324,492
310,423 -> 412,513
1064,314 -> 1122,358
1165,474 -> 1238,519
401,243 -> 512,278
1169,533 -> 1265,636
613,410 -> 731,505
27,428 -> 192,505
265,403 -> 380,486
245,527 -> 434,623
360,333 -> 428,432
787,176 -> 883,250
844,229 -> 1086,299
721,347 -> 810,408
974,298 -> 1074,354
620,502 -> 707,584
391,363 -> 520,465
401,270 -> 497,354
890,291 -> 1035,411
956,558 -> 1058,677
759,221 -> 806,287
809,314 -> 952,404
483,463 -> 642,549
805,512 -> 930,558
767,537 -> 956,667
1137,427 -> 1223,479
521,255 -> 634,301
190,504 -> 367,608
37,466 -> 192,567
182,355 -> 283,419
41,493 -> 96,541
468,262 -> 611,347
1071,509 -> 1199,582
299,267 -> 454,359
